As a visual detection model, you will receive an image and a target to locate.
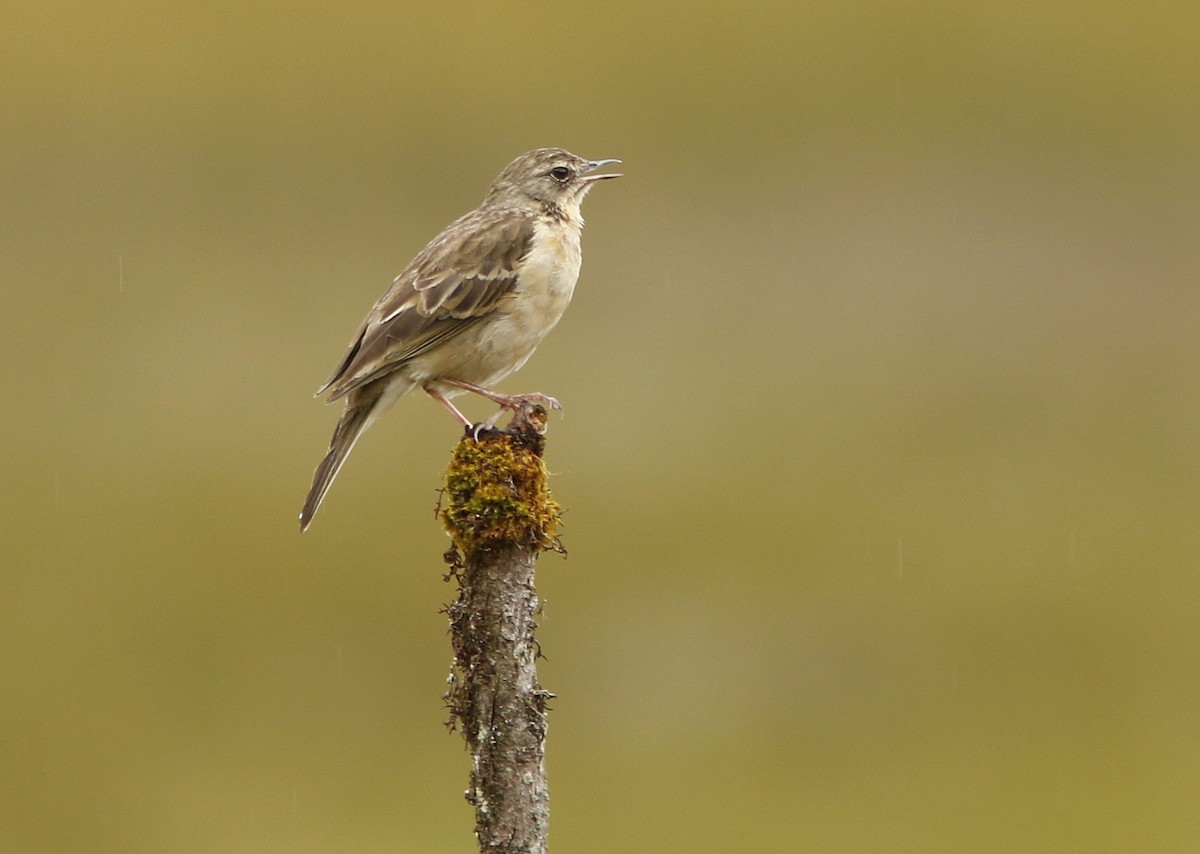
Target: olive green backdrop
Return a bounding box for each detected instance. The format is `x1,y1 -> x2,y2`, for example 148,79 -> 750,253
4,2 -> 1198,851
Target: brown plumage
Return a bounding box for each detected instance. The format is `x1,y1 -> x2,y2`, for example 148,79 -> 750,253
300,148 -> 620,530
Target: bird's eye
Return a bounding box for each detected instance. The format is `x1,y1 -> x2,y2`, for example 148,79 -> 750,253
549,166 -> 571,183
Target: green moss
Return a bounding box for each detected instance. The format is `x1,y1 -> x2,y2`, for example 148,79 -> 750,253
440,431 -> 562,556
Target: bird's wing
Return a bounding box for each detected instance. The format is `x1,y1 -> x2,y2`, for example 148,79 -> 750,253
317,208 -> 533,401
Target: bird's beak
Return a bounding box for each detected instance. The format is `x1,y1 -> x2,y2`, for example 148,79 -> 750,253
582,158 -> 622,182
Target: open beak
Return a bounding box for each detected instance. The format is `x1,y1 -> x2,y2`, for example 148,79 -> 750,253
582,158 -> 622,182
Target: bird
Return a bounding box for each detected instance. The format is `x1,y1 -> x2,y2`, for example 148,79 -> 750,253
299,148 -> 621,531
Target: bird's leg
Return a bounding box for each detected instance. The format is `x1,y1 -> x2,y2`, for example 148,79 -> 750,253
439,378 -> 561,437
423,386 -> 473,428
442,378 -> 562,415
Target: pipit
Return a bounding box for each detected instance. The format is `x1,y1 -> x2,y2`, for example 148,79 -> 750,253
300,148 -> 620,530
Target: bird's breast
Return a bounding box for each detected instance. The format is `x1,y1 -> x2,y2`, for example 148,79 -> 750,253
520,217 -> 583,301
412,216 -> 585,392
508,217 -> 583,333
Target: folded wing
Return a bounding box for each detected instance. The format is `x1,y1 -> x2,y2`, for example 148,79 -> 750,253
318,209 -> 534,402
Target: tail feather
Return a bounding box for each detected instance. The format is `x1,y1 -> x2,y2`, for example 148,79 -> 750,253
300,380 -> 402,531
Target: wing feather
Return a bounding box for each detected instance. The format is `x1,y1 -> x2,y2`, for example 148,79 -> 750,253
317,207 -> 532,401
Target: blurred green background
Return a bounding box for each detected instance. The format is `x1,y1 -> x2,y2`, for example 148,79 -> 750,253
4,1 -> 1198,851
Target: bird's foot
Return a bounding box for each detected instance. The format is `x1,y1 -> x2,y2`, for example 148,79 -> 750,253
467,397 -> 553,441
498,392 -> 561,413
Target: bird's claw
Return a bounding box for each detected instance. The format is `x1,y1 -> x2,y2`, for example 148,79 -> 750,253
467,422 -> 490,441
467,395 -> 555,441
530,394 -> 561,412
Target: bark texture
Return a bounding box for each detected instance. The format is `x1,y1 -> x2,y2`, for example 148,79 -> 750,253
441,406 -> 562,854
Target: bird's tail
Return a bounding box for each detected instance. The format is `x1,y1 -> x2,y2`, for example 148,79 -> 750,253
300,380 -> 399,531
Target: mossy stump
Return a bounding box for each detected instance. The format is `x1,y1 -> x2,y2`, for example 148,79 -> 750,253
440,404 -> 562,854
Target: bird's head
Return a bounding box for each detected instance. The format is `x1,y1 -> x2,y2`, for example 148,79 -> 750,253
486,148 -> 621,216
